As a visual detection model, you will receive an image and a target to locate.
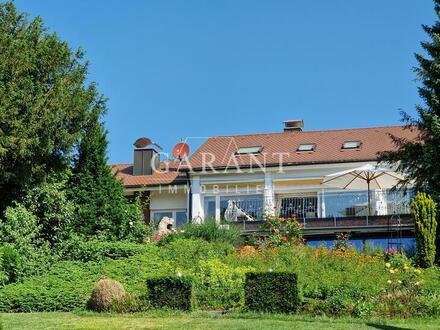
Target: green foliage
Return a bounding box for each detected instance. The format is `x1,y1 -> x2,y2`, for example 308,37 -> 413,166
0,203 -> 40,249
68,108 -> 146,242
193,258 -> 254,310
146,276 -> 193,311
23,175 -> 75,246
244,272 -> 300,313
411,192 -> 437,267
262,213 -> 304,247
0,2 -> 105,212
58,238 -> 152,262
0,244 -> 20,285
178,219 -> 241,246
0,261 -> 99,312
160,238 -> 234,270
87,277 -> 126,312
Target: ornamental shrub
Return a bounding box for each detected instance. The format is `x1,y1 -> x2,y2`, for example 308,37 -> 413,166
179,219 -> 241,246
244,272 -> 300,313
87,276 -> 126,312
58,237 -> 152,262
146,276 -> 192,311
193,258 -> 254,310
411,192 -> 437,268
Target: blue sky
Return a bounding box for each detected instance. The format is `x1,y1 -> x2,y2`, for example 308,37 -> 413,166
15,0 -> 435,164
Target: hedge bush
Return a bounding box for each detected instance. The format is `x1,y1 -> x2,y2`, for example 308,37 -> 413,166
58,238 -> 152,262
146,276 -> 192,311
244,272 -> 300,313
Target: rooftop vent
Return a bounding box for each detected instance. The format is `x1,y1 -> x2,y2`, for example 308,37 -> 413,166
283,119 -> 304,132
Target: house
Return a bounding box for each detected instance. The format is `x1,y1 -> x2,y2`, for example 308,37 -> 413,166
111,120 -> 418,242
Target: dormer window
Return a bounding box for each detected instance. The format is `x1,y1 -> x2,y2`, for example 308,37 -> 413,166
341,141 -> 362,150
235,146 -> 263,155
297,143 -> 316,152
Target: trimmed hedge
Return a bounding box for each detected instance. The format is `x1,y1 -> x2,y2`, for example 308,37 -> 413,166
146,276 -> 192,311
244,272 -> 299,313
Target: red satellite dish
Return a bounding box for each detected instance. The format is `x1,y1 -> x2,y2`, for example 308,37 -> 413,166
172,142 -> 190,160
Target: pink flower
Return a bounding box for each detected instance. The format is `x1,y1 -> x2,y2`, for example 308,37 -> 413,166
274,229 -> 280,234
155,233 -> 161,241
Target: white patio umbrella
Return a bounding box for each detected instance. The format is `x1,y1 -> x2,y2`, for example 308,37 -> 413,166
321,164 -> 404,216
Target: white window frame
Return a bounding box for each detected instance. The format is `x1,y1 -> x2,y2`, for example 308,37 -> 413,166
151,209 -> 188,227
203,193 -> 264,224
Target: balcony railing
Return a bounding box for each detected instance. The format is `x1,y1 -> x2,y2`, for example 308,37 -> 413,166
231,189 -> 414,232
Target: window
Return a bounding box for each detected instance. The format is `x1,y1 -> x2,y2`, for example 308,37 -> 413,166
341,141 -> 362,150
279,194 -> 318,219
204,196 -> 216,219
235,146 -> 263,155
219,195 -> 264,221
297,143 -> 316,152
152,210 -> 188,227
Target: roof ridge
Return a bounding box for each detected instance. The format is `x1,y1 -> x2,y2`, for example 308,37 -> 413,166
207,125 -> 405,139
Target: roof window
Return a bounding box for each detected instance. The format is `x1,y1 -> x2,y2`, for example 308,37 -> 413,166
235,146 -> 263,155
297,143 -> 316,152
341,141 -> 362,150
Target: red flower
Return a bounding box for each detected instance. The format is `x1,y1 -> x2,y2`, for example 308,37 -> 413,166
281,236 -> 287,242
274,229 -> 280,234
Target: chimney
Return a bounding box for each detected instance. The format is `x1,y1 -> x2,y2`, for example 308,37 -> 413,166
133,137 -> 161,176
283,119 -> 304,132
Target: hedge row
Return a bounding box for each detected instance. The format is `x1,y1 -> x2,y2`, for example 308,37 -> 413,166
244,272 -> 299,313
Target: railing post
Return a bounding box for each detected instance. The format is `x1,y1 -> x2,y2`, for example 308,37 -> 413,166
334,217 -> 337,227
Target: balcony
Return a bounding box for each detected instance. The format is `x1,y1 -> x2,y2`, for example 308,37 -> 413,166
234,189 -> 414,234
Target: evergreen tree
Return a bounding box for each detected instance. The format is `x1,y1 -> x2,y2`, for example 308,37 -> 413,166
69,109 -> 145,241
411,192 -> 437,268
380,0 -> 440,259
0,2 -> 104,212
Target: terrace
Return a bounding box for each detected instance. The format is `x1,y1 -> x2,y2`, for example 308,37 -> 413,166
226,189 -> 414,236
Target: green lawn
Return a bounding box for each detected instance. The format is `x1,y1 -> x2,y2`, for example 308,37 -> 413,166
1,312 -> 439,330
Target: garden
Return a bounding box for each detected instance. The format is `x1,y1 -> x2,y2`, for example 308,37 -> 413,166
2,1 -> 440,328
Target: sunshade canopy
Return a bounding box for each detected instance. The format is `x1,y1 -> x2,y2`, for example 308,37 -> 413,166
322,164 -> 404,190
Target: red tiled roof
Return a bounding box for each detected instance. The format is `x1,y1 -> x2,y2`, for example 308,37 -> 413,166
111,163 -> 186,187
187,126 -> 418,170
111,126 -> 418,186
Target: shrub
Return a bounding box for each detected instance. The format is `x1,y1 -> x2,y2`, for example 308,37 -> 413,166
87,276 -> 126,312
193,258 -> 254,310
146,276 -> 192,311
262,213 -> 304,247
244,272 -> 300,313
109,293 -> 144,313
0,261 -> 99,312
0,244 -> 20,285
0,203 -> 40,249
179,219 -> 241,246
58,238 -> 152,262
23,177 -> 75,246
411,192 -> 437,268
161,238 -> 234,270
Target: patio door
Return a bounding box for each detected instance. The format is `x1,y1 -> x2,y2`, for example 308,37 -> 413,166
276,193 -> 319,219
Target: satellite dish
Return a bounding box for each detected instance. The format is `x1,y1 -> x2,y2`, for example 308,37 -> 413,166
133,137 -> 152,149
172,142 -> 190,160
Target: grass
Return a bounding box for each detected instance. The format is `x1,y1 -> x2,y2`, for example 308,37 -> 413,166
1,311 -> 440,330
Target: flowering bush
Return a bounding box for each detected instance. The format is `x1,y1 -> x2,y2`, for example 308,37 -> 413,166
378,261 -> 423,317
332,233 -> 352,252
261,212 -> 304,247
